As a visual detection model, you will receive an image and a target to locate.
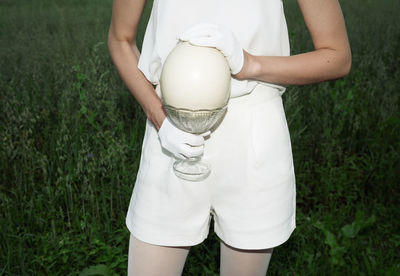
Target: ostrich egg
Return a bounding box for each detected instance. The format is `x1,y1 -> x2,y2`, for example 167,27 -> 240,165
160,42 -> 231,110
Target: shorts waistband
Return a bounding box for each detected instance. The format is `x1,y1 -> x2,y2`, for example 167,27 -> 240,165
228,83 -> 281,108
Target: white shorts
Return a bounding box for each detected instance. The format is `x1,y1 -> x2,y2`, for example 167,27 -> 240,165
126,84 -> 296,250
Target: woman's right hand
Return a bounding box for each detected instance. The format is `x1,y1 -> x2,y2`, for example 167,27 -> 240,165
158,117 -> 210,159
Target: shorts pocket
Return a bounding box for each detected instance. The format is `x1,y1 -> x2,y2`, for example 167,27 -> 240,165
250,96 -> 292,168
135,120 -> 156,183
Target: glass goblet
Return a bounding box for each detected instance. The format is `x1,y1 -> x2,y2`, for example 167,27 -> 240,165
163,102 -> 227,181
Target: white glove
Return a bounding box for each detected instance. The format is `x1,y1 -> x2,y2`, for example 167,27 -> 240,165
158,117 -> 209,159
178,23 -> 244,75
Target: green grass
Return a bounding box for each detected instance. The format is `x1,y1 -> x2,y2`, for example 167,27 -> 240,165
1,0 -> 399,275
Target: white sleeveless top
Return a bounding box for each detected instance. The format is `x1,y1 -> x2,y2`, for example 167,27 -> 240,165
138,0 -> 290,97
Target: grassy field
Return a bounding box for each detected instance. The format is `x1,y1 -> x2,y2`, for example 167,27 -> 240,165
1,0 -> 399,275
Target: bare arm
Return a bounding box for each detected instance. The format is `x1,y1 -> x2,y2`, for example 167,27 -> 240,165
235,0 -> 352,85
108,0 -> 166,130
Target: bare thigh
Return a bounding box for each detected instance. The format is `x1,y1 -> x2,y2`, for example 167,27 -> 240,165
220,240 -> 273,276
127,234 -> 191,276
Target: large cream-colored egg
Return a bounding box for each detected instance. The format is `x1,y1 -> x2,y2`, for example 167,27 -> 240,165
160,42 -> 231,110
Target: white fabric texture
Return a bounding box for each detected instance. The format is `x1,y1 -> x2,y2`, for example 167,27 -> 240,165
138,0 -> 290,98
178,23 -> 244,75
126,84 -> 296,250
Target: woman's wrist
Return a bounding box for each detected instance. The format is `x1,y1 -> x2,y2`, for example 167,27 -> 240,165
146,105 -> 166,131
233,50 -> 261,81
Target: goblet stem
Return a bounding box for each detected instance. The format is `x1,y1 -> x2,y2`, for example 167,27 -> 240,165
173,156 -> 211,182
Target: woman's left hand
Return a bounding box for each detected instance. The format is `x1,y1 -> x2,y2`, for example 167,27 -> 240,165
178,23 -> 244,75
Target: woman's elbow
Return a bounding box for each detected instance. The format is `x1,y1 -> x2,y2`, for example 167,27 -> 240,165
107,27 -> 135,57
337,48 -> 352,78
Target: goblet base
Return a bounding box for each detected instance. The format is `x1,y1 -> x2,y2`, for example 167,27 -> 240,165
173,157 -> 211,182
